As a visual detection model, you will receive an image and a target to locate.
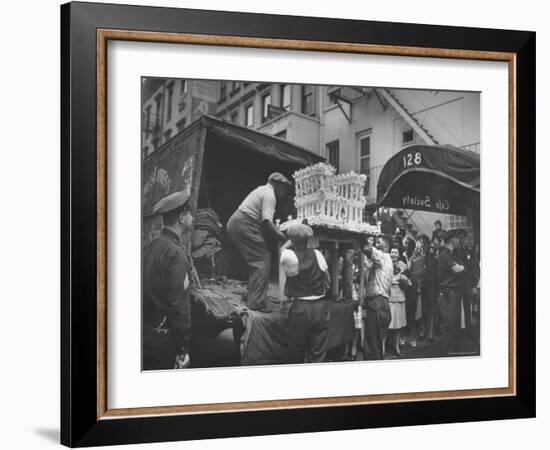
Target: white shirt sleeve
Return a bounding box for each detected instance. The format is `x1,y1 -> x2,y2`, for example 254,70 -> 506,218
260,185 -> 276,222
280,249 -> 299,276
314,249 -> 328,272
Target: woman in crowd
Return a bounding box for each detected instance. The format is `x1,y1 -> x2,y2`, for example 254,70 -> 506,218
403,236 -> 422,347
388,246 -> 410,356
418,234 -> 437,341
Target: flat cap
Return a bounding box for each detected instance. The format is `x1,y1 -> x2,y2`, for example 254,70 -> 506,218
287,223 -> 314,243
153,190 -> 191,215
268,172 -> 291,185
442,229 -> 459,242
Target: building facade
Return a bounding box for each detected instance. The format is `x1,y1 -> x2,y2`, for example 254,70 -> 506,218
141,78 -> 220,158
142,78 -> 480,238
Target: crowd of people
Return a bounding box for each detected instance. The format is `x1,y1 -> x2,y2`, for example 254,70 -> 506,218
358,221 -> 480,360
141,173 -> 480,370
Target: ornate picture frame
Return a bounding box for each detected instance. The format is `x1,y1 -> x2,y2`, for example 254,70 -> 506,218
61,2 -> 535,446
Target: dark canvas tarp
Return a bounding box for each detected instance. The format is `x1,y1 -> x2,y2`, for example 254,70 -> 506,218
376,144 -> 480,215
205,116 -> 322,167
142,115 -> 323,218
142,115 -> 324,248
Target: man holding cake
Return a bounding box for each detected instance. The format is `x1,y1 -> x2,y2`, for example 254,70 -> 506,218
280,223 -> 332,363
361,234 -> 394,360
226,172 -> 291,312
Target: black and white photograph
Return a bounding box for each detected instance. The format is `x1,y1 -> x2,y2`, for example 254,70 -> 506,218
141,78 -> 481,370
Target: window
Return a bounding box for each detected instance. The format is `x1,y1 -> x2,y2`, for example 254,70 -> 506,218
245,104 -> 254,127
230,110 -> 239,124
220,82 -> 227,101
326,140 -> 340,173
230,81 -> 241,95
280,84 -> 291,110
164,128 -> 172,141
402,128 -> 415,145
447,215 -> 473,245
154,94 -> 162,128
176,117 -> 187,133
144,105 -> 151,137
166,83 -> 174,122
177,80 -> 187,112
359,134 -> 371,196
262,93 -> 272,122
327,87 -> 341,106
301,85 -> 316,116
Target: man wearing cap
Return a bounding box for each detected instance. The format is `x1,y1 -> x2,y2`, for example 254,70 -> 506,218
227,173 -> 290,312
437,229 -> 466,356
454,229 -> 474,332
142,191 -> 194,370
361,234 -> 394,360
280,223 -> 331,363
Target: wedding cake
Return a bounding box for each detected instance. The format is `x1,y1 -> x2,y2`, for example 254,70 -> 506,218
280,163 -> 381,234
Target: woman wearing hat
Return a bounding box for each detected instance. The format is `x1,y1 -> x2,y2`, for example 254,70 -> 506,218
226,173 -> 291,312
280,223 -> 331,363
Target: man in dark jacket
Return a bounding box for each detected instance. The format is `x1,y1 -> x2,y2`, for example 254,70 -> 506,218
437,230 -> 465,356
453,229 -> 474,331
143,191 -> 194,370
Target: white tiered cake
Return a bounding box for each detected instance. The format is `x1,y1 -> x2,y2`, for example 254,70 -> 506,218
280,163 -> 381,234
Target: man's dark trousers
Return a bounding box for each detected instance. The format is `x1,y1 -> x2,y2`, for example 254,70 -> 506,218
364,296 -> 391,360
437,287 -> 462,355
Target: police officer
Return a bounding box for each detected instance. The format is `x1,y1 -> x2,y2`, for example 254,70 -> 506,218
143,191 -> 194,370
454,229 -> 474,331
436,229 -> 465,356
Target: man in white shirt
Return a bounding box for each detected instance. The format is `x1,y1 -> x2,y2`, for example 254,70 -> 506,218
362,234 -> 394,360
280,223 -> 331,363
226,172 -> 290,312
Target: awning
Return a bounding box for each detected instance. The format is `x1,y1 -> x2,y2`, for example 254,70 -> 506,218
376,144 -> 480,215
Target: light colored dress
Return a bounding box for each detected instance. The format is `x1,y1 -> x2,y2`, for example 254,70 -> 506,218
389,261 -> 408,329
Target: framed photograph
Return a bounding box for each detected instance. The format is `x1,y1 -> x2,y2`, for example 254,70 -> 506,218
61,1 -> 535,447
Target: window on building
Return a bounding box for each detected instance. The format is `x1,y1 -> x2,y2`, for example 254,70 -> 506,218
245,104 -> 254,127
166,83 -> 174,122
164,128 -> 172,141
327,87 -> 341,106
359,134 -> 371,196
280,84 -> 291,111
154,94 -> 162,128
177,80 -> 187,112
230,82 -> 241,95
176,117 -> 187,133
402,128 -> 415,145
326,140 -> 340,173
262,93 -> 272,123
230,110 -> 239,124
144,105 -> 151,137
447,215 -> 473,246
301,85 -> 316,116
220,82 -> 227,102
